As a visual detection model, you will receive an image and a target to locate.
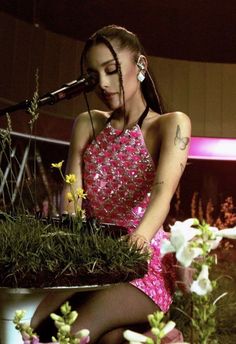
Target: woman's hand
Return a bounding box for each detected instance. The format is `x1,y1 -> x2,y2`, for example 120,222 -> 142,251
126,233 -> 152,256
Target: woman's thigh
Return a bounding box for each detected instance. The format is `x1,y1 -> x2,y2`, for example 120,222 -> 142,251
34,283 -> 158,343
70,283 -> 158,343
97,323 -> 151,344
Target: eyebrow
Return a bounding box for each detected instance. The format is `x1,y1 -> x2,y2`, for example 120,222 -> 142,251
101,58 -> 116,66
87,58 -> 116,71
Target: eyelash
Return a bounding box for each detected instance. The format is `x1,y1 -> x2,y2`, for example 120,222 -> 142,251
106,68 -> 118,75
87,67 -> 117,76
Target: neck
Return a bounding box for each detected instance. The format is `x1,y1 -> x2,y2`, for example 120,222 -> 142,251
113,96 -> 147,127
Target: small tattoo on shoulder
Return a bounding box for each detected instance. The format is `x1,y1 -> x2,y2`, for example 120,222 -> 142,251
174,125 -> 189,150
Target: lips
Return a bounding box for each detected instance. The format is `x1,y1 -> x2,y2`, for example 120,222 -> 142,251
102,91 -> 117,100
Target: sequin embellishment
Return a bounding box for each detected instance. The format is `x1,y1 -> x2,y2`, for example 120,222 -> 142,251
83,122 -> 174,312
83,123 -> 155,227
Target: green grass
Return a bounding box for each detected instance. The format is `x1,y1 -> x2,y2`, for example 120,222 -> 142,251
0,214 -> 149,288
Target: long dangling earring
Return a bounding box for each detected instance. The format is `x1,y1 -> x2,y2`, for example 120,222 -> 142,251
137,55 -> 146,82
137,71 -> 145,82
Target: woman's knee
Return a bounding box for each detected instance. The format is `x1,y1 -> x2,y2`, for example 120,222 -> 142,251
97,323 -> 150,344
97,328 -> 125,344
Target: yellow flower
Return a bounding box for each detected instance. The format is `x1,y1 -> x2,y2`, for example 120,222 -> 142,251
51,160 -> 64,169
66,192 -> 73,202
81,209 -> 86,219
76,206 -> 86,219
66,174 -> 76,184
77,187 -> 87,199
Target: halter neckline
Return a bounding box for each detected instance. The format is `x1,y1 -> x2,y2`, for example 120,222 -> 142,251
107,104 -> 149,129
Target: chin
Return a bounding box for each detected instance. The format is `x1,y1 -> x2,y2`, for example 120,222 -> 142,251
104,101 -> 123,111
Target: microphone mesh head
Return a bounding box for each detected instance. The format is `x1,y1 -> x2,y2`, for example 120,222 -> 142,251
85,71 -> 99,92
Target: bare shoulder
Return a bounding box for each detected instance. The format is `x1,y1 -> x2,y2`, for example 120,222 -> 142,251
159,111 -> 190,126
73,109 -> 110,135
74,109 -> 110,126
156,111 -> 191,136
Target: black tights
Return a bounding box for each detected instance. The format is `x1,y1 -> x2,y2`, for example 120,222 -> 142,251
32,283 -> 158,344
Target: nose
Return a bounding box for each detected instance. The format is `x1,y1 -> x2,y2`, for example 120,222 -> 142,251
98,72 -> 110,90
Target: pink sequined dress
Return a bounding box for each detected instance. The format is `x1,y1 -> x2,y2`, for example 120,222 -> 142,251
83,118 -> 174,312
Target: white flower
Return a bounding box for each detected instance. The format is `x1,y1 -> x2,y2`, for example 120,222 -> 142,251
216,227 -> 236,240
170,219 -> 200,250
203,226 -> 236,250
203,226 -> 222,251
190,264 -> 212,295
160,238 -> 176,256
160,320 -> 176,337
160,218 -> 202,267
160,219 -> 201,257
76,329 -> 90,338
206,236 -> 222,251
76,329 -> 90,344
175,244 -> 203,267
123,330 -> 149,343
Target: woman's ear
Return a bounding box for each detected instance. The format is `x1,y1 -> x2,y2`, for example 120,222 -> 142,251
136,55 -> 148,71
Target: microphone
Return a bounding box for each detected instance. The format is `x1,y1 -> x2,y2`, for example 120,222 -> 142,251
38,71 -> 99,106
0,71 -> 99,116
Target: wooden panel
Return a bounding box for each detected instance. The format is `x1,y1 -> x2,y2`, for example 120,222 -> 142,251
40,31 -> 63,116
41,31 -> 61,90
57,36 -> 78,118
149,57 -> 174,112
205,63 -> 223,136
0,12 -> 16,99
28,26 -> 46,98
11,19 -> 33,100
188,62 -> 206,136
171,59 -> 189,115
71,40 -> 87,117
222,64 -> 236,138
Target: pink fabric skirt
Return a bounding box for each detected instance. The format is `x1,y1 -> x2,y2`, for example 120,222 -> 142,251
130,229 -> 176,312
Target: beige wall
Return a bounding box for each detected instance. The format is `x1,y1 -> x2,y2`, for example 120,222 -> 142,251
0,11 -> 235,138
150,58 -> 236,137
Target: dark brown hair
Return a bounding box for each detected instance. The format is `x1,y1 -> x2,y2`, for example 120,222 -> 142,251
80,25 -> 164,115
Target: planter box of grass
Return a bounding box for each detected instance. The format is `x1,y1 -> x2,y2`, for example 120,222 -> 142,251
0,214 -> 148,288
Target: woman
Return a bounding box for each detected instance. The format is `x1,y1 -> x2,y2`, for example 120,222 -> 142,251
32,25 -> 191,343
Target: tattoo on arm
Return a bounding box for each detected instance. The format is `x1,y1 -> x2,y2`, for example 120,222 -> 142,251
180,163 -> 184,173
153,180 -> 164,186
174,125 -> 189,150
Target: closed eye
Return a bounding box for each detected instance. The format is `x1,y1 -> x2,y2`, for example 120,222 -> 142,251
105,65 -> 118,75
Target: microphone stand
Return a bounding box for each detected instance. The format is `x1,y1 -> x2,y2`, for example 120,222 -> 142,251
0,72 -> 98,117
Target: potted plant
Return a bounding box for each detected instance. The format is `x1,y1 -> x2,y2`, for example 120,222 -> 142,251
0,85 -> 149,344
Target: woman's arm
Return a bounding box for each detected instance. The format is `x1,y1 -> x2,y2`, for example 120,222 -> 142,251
133,111 -> 191,242
60,112 -> 93,214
